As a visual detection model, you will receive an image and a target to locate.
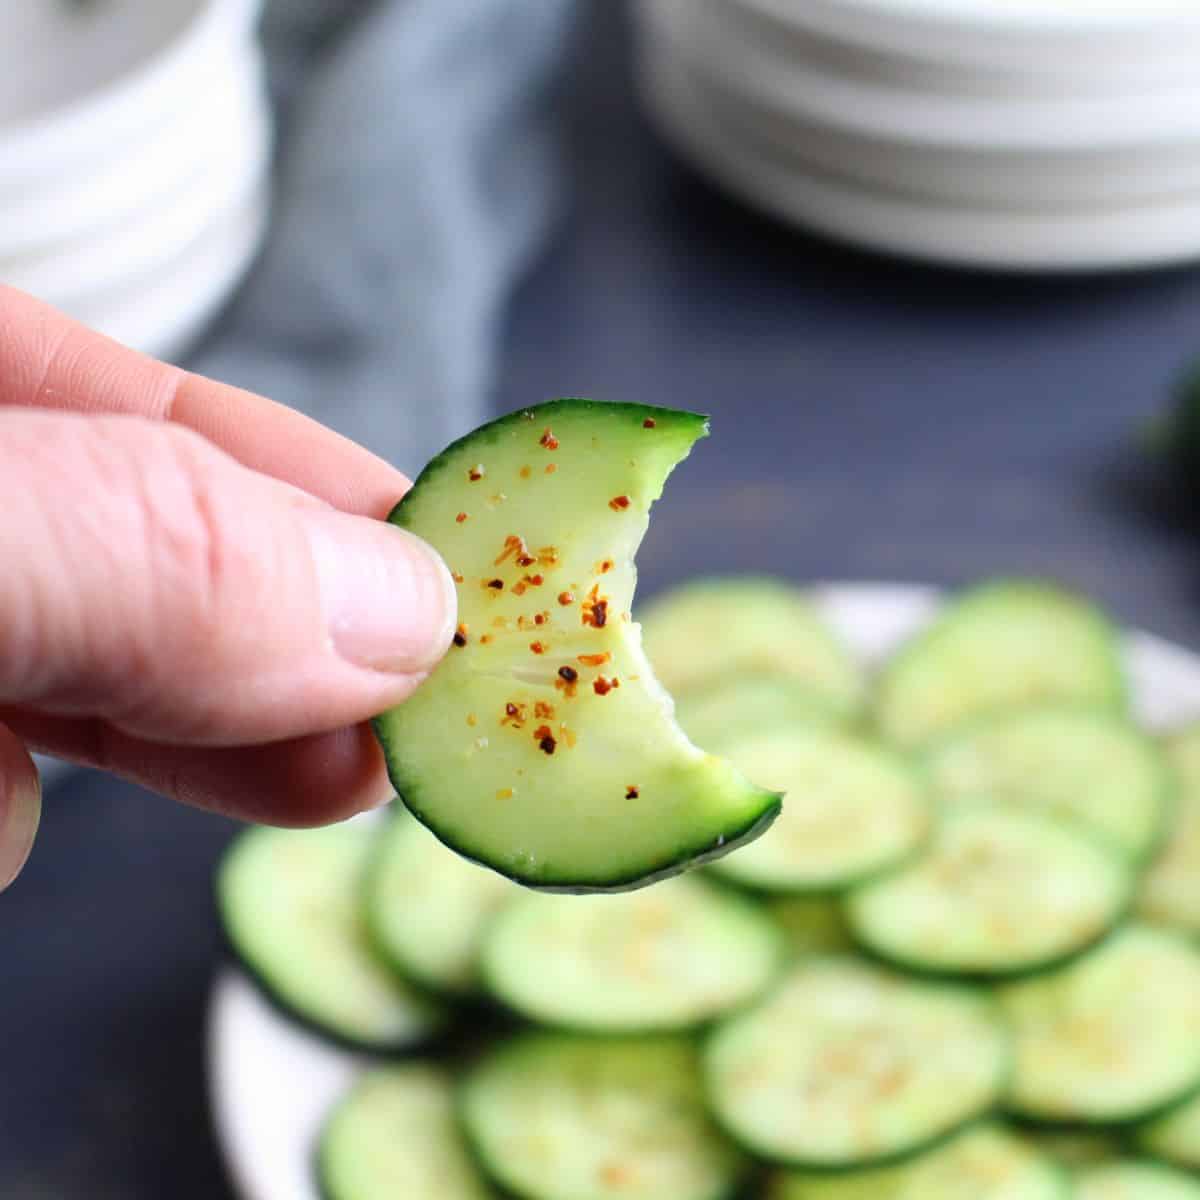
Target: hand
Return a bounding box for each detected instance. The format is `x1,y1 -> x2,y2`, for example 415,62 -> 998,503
0,286 -> 458,891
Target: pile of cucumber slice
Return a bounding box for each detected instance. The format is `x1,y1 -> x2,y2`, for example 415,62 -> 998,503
216,576 -> 1200,1200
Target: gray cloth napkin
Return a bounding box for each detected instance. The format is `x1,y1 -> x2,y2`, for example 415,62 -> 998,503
191,0 -> 576,476
36,0 -> 575,791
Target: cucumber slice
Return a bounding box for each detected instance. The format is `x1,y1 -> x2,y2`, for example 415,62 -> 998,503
845,806 -> 1133,978
639,577 -> 864,717
1138,724 -> 1200,935
674,677 -> 841,752
767,895 -> 854,958
925,707 -> 1169,861
318,1066 -> 491,1200
372,401 -> 781,892
460,1032 -> 744,1200
366,810 -> 516,997
703,958 -> 1010,1168
999,925 -> 1200,1125
217,825 -> 445,1052
1137,1092 -> 1200,1171
479,874 -> 784,1031
1027,1130 -> 1122,1168
876,581 -> 1126,749
707,725 -> 932,894
1076,1161 -> 1200,1200
767,1124 -> 1066,1200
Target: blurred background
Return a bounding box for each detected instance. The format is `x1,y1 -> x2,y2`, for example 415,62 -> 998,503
4,0 -> 1200,1194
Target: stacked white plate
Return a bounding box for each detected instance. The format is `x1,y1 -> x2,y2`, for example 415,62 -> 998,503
634,0 -> 1200,271
0,0 -> 271,360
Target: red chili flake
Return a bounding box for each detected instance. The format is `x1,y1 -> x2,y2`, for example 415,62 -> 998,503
519,466 -> 532,479
502,702 -> 527,728
486,578 -> 504,590
593,677 -> 613,696
593,602 -> 608,628
545,464 -> 557,475
513,582 -> 528,596
517,554 -> 536,568
505,703 -> 519,716
456,512 -> 468,524
578,652 -> 611,667
625,786 -> 640,799
598,559 -> 614,574
540,429 -> 559,450
534,701 -> 555,719
534,613 -> 547,626
558,591 -> 575,606
609,495 -> 631,511
538,735 -> 557,755
530,641 -> 546,655
534,724 -> 552,740
453,623 -> 468,647
481,634 -> 493,645
558,666 -> 578,683
468,465 -> 485,482
452,572 -> 464,583
538,546 -> 559,566
495,534 -> 530,566
642,418 -> 656,429
530,574 -> 545,587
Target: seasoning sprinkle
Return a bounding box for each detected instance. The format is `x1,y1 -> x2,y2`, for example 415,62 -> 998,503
467,713 -> 477,727
530,641 -> 546,655
487,578 -> 504,590
578,652 -> 611,667
625,786 -> 640,799
456,512 -> 468,524
558,666 -> 578,684
452,626 -> 468,648
593,677 -> 614,696
452,572 -> 464,583
534,701 -> 555,719
539,429 -> 559,450
519,466 -> 532,479
609,495 -> 631,511
545,464 -> 557,475
643,418 -> 656,429
468,465 -> 485,482
496,788 -> 513,800
538,735 -> 557,755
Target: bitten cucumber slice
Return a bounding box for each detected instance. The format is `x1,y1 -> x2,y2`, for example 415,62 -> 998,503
317,1066 -> 491,1200
707,725 -> 932,894
999,925 -> 1200,1125
460,1033 -> 744,1200
479,874 -> 785,1032
372,401 -> 781,892
845,805 -> 1133,978
703,958 -> 1010,1168
875,580 -> 1126,749
1138,723 -> 1200,935
925,707 -> 1170,862
767,1124 -> 1066,1200
639,577 -> 864,718
1076,1161 -> 1200,1200
1137,1092 -> 1200,1171
673,676 -> 842,752
366,810 -> 516,997
217,825 -> 445,1052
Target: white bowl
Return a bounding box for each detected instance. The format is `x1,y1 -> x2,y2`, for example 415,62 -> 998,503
0,0 -> 262,184
0,47 -> 265,258
208,582 -> 1200,1200
76,180 -> 271,361
641,51 -> 1200,271
0,78 -> 271,307
642,0 -> 1200,153
732,0 -> 1200,84
650,37 -> 1200,210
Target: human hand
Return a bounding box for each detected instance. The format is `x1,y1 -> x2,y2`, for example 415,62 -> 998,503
0,286 -> 458,891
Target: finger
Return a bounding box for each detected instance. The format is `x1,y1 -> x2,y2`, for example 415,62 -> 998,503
0,410 -> 456,744
0,284 -> 409,519
4,708 -> 388,826
0,723 -> 41,891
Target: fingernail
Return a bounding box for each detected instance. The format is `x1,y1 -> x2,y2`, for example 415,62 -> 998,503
301,509 -> 457,674
0,755 -> 40,892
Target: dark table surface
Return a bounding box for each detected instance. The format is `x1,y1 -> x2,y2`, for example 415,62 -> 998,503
5,2 -> 1200,1196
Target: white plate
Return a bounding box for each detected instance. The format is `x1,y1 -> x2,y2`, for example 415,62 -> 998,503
641,53 -> 1200,271
648,39 -> 1200,211
0,79 -> 271,307
641,0 -> 1200,152
207,582 -> 1200,1200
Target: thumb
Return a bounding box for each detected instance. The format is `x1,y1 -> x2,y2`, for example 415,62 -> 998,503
0,410 -> 456,744
0,723 -> 40,892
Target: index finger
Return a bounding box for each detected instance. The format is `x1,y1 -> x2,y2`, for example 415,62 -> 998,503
0,285 -> 410,518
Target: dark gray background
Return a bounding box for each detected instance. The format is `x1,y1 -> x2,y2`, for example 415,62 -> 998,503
4,3 -> 1200,1195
